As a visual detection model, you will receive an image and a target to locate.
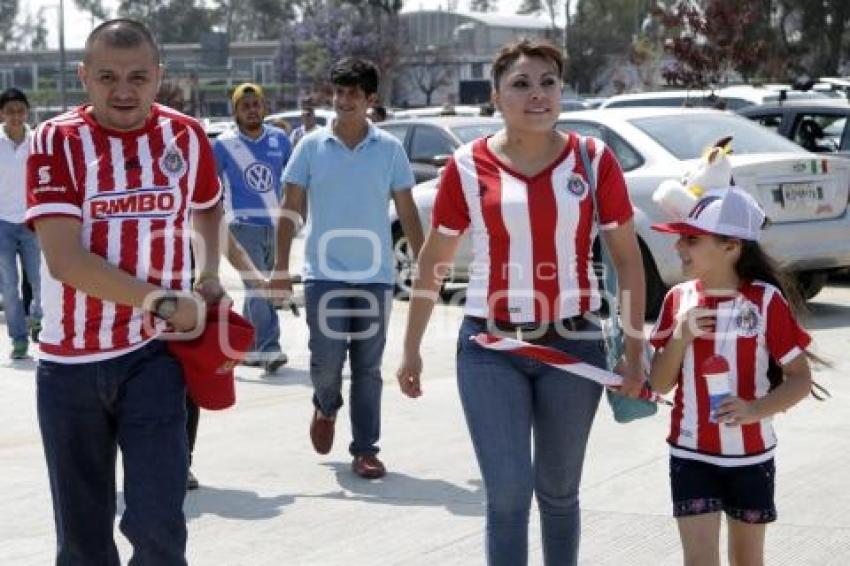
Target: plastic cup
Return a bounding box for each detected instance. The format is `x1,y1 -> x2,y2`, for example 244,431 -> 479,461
703,355 -> 731,423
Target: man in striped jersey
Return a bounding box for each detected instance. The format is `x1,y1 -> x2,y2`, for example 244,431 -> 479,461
25,19 -> 224,565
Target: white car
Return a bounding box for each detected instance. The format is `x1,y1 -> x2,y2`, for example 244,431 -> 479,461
390,108 -> 850,314
264,108 -> 336,131
600,86 -> 828,111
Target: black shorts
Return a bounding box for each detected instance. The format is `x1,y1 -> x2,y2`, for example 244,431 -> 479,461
670,455 -> 777,524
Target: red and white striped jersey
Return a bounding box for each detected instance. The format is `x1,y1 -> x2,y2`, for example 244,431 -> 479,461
431,134 -> 633,323
650,279 -> 811,466
25,104 -> 221,363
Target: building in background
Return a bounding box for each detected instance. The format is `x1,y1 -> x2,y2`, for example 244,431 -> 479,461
395,10 -> 558,108
0,39 -> 281,121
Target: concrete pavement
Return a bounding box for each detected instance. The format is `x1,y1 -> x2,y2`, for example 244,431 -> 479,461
1,275 -> 849,565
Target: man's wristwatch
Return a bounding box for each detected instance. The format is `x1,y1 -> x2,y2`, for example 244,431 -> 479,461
151,293 -> 179,321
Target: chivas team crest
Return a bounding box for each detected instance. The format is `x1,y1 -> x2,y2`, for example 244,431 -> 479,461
734,301 -> 761,337
159,146 -> 187,179
566,174 -> 588,197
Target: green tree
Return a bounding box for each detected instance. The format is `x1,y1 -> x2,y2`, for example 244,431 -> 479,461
118,0 -> 215,43
0,0 -> 18,50
469,0 -> 498,13
567,0 -> 648,92
214,0 -> 296,42
20,9 -> 48,50
516,0 -> 542,14
73,0 -> 109,21
780,0 -> 850,76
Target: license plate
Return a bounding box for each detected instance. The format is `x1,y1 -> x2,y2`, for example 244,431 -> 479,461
781,183 -> 821,208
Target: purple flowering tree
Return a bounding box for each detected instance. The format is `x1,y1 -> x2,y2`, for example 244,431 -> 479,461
276,2 -> 403,103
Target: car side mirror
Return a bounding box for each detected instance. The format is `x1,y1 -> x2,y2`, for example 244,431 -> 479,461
431,154 -> 450,167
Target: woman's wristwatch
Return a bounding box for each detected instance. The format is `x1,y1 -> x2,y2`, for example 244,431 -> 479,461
151,292 -> 179,321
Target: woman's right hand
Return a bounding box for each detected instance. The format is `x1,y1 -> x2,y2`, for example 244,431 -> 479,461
674,307 -> 716,344
396,351 -> 423,398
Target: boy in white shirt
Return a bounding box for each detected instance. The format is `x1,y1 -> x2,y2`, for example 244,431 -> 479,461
0,87 -> 41,359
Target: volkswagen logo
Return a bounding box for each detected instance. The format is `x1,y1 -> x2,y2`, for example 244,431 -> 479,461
243,162 -> 275,193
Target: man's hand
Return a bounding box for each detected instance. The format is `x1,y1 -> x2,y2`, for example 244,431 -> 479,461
268,270 -> 294,308
167,293 -> 206,333
396,351 -> 423,398
193,276 -> 230,307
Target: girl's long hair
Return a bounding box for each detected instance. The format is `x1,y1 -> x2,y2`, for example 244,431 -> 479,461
731,239 -> 830,399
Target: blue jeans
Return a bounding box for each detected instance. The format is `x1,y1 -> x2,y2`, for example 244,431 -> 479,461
37,341 -> 188,566
0,219 -> 42,343
304,280 -> 392,456
456,317 -> 605,566
229,223 -> 281,357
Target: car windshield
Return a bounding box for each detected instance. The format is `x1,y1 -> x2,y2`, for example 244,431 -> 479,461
450,123 -> 503,144
630,113 -> 806,159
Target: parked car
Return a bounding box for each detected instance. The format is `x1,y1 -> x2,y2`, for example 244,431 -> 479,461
378,116 -> 502,184
390,108 -> 850,313
600,86 -> 828,111
263,108 -> 336,131
392,105 -> 483,119
737,100 -> 850,158
203,118 -> 234,138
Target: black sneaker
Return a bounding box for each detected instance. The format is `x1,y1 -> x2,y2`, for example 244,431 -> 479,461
29,320 -> 42,343
263,353 -> 288,374
187,469 -> 199,490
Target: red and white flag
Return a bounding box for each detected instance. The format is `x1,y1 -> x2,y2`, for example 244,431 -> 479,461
471,333 -> 671,406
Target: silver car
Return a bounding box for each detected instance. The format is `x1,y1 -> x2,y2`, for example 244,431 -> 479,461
390,108 -> 850,315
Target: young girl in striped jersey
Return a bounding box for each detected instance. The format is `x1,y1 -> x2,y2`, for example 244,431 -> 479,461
648,186 -> 822,566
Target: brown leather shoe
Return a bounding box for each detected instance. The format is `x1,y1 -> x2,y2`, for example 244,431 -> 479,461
310,409 -> 335,454
352,454 -> 386,479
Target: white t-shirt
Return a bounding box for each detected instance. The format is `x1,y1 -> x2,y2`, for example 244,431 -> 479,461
0,124 -> 32,223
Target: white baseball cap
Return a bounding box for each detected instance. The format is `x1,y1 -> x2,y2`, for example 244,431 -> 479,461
651,187 -> 766,241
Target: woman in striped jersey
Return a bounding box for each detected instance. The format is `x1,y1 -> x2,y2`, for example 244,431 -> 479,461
397,38 -> 647,565
649,186 -> 821,566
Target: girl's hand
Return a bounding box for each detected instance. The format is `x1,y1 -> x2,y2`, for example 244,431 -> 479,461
396,351 -> 423,398
715,396 -> 763,426
674,307 -> 716,344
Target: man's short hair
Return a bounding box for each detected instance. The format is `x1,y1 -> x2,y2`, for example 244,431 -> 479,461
329,58 -> 379,96
0,87 -> 29,109
84,19 -> 160,65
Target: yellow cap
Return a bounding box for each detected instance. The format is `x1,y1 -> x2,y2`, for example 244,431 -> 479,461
231,83 -> 265,107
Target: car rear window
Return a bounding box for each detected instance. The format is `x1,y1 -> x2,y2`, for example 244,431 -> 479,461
630,113 -> 806,160
450,123 -> 503,144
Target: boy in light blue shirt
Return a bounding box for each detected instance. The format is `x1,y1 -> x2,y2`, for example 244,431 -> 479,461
272,58 -> 424,479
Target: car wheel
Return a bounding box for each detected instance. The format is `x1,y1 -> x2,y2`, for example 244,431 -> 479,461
796,271 -> 828,301
640,240 -> 667,319
392,225 -> 415,299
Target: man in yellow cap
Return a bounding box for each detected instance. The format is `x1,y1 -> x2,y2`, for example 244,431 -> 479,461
213,83 -> 292,373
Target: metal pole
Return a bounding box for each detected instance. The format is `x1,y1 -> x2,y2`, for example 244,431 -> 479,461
59,0 -> 67,111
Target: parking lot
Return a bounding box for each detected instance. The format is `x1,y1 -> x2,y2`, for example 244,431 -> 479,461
2,262 -> 849,565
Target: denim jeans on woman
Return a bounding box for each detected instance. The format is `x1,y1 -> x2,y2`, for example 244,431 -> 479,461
456,316 -> 605,566
304,280 -> 392,456
229,222 -> 282,359
37,340 -> 188,566
0,219 -> 42,343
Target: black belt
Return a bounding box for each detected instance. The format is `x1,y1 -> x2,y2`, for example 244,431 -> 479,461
467,314 -> 593,344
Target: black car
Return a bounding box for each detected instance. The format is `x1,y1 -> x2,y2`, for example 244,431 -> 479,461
737,100 -> 850,158
378,116 -> 502,184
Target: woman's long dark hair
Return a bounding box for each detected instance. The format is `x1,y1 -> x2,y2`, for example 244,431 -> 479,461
731,239 -> 830,399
